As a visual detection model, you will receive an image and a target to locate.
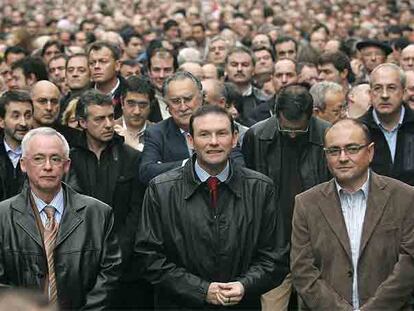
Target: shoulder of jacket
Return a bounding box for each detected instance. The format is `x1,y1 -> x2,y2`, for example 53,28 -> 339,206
149,166 -> 184,187
237,166 -> 274,186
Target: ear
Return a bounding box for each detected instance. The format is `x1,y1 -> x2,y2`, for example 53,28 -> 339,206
115,60 -> 121,72
26,73 -> 37,87
313,107 -> 321,117
63,158 -> 71,175
232,131 -> 239,148
367,142 -> 375,163
20,157 -> 27,173
340,68 -> 348,80
0,117 -> 4,129
187,133 -> 194,150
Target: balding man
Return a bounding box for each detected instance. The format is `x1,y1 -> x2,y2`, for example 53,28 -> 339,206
30,81 -> 79,145
400,44 -> 414,72
178,62 -> 203,80
347,83 -> 371,118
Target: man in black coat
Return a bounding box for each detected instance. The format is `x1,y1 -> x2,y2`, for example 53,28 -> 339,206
0,90 -> 33,200
135,105 -> 288,310
0,127 -> 121,310
360,63 -> 414,185
66,89 -> 148,309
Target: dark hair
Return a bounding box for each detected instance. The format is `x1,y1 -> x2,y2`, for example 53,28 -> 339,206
224,82 -> 243,113
310,23 -> 330,36
318,51 -> 355,83
41,40 -> 64,57
192,22 -> 206,32
121,59 -> 141,67
123,31 -> 143,46
275,84 -> 314,120
76,89 -> 113,119
87,41 -> 121,61
79,19 -> 95,32
162,71 -> 202,98
274,36 -> 298,52
252,45 -> 276,62
189,104 -> 235,136
0,90 -> 33,118
324,118 -> 371,145
297,61 -> 317,73
124,76 -> 155,104
163,19 -> 179,32
11,57 -> 48,81
4,46 -> 28,63
225,46 -> 256,66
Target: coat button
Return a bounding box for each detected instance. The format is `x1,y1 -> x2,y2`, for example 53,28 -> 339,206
347,271 -> 352,277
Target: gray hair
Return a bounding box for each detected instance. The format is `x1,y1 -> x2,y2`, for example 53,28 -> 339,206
310,81 -> 343,111
370,63 -> 406,88
22,127 -> 70,158
177,48 -> 202,66
162,71 -> 203,98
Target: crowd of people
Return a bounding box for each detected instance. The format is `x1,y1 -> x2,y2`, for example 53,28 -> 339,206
0,0 -> 413,310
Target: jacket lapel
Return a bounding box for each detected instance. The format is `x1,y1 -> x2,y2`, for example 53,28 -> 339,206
12,192 -> 43,248
359,173 -> 389,256
317,180 -> 352,262
56,187 -> 85,247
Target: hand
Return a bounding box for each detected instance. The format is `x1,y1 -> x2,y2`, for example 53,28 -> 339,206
216,282 -> 245,306
206,282 -> 226,305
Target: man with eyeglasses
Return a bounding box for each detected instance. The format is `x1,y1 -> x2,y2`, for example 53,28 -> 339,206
139,71 -> 244,185
242,84 -> 331,309
360,63 -> 414,185
291,118 -> 414,310
66,89 -> 147,309
0,127 -> 121,309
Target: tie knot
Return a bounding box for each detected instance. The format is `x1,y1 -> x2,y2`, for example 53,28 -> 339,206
44,206 -> 56,219
207,176 -> 219,191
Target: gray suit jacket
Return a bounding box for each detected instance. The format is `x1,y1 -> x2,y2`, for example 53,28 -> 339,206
291,172 -> 414,310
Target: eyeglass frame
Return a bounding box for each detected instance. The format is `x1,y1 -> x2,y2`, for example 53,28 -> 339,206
277,121 -> 309,135
23,154 -> 68,166
323,143 -> 370,157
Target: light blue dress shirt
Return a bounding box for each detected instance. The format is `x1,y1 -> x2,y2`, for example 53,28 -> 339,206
335,174 -> 370,310
372,106 -> 405,163
4,140 -> 22,168
194,160 -> 229,182
32,188 -> 64,225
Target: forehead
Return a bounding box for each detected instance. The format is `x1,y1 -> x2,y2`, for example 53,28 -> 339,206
6,100 -> 32,112
319,63 -> 337,70
255,50 -> 271,57
68,56 -> 88,67
26,134 -> 65,154
192,113 -> 231,131
227,52 -> 252,62
125,92 -> 149,101
210,40 -> 226,47
32,85 -> 60,98
325,122 -> 366,145
402,46 -> 414,57
50,58 -> 66,66
406,72 -> 414,86
275,60 -> 295,72
89,47 -> 114,59
276,40 -> 295,49
361,46 -> 384,54
325,89 -> 345,101
151,54 -> 173,67
371,67 -> 401,85
46,45 -> 60,52
167,78 -> 198,96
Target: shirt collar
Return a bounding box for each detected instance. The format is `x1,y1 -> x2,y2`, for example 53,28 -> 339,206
335,170 -> 370,198
3,139 -> 22,155
242,84 -> 253,96
31,187 -> 64,216
95,78 -> 120,97
372,105 -> 405,132
194,159 -> 230,182
122,117 -> 148,137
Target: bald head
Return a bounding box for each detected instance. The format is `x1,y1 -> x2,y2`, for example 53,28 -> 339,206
401,44 -> 414,72
201,78 -> 226,107
31,80 -> 61,127
178,62 -> 203,80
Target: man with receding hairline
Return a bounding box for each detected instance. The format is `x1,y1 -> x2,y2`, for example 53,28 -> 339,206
292,118 -> 414,310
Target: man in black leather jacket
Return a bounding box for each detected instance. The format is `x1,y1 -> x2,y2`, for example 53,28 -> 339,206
134,105 -> 288,310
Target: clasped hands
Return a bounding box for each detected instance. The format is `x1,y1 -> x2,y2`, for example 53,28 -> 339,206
206,282 -> 245,306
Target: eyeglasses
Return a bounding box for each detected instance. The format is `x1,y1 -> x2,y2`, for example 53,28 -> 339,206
277,122 -> 309,135
26,155 -> 67,166
167,94 -> 195,106
324,144 -> 369,157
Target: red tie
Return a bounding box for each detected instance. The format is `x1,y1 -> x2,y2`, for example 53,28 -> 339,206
207,177 -> 219,208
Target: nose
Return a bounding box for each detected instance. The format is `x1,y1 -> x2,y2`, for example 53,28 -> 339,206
282,74 -> 288,84
237,64 -> 243,71
18,115 -> 27,126
43,158 -> 53,170
371,54 -> 377,61
46,102 -> 53,111
210,133 -> 218,144
338,149 -> 349,162
409,59 -> 414,67
159,69 -> 166,78
381,87 -> 389,98
104,117 -> 113,127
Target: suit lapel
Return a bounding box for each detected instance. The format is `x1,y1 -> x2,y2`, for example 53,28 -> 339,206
359,173 -> 389,256
56,187 -> 85,247
167,118 -> 190,158
12,192 -> 43,248
317,180 -> 352,262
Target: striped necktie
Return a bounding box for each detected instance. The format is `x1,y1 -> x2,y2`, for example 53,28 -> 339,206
43,206 -> 58,303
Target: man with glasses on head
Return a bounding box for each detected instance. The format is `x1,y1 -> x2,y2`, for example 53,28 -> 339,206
139,71 -> 244,185
360,63 -> 414,185
0,127 -> 121,310
291,118 -> 414,310
242,84 -> 331,310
